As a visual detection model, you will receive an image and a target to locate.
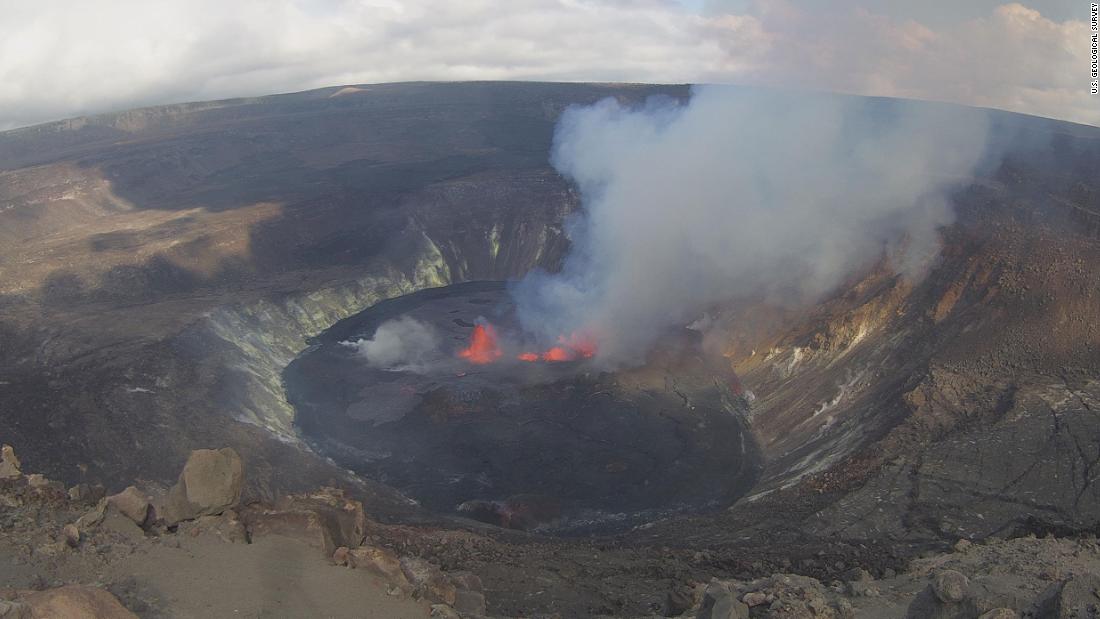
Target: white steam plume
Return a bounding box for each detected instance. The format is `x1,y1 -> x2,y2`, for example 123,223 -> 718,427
342,317 -> 440,371
512,86 -> 990,365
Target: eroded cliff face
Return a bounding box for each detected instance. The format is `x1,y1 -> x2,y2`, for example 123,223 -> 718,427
704,153 -> 1100,540
193,214 -> 567,442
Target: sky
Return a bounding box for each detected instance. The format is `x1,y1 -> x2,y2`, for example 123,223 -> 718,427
0,0 -> 1093,130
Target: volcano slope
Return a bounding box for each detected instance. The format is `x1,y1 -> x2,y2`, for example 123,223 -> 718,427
1,82 -> 1100,616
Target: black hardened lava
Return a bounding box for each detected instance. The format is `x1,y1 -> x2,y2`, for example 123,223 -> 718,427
285,281 -> 762,533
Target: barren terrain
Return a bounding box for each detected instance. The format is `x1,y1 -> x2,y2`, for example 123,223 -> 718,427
2,82 -> 1100,617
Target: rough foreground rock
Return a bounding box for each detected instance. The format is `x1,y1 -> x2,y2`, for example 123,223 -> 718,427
9,442 -> 1100,618
160,448 -> 243,525
1034,573 -> 1100,618
0,445 -> 21,480
21,585 -> 138,619
241,488 -> 367,556
696,581 -> 749,619
106,486 -> 152,527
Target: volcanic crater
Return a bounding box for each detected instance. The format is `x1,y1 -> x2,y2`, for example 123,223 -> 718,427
4,82 -> 1100,617
286,281 -> 762,532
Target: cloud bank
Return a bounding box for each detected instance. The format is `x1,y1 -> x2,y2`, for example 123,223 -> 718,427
511,86 -> 991,364
0,1 -> 1094,130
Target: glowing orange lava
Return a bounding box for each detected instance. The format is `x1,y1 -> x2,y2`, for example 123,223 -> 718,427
457,324 -> 502,364
559,332 -> 597,359
459,322 -> 598,364
541,346 -> 571,362
536,332 -> 598,362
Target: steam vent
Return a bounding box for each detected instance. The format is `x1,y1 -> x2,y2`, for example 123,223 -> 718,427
287,281 -> 762,532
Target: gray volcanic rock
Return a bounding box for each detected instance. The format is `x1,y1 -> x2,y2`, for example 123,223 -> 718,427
696,582 -> 749,619
240,487 -> 368,556
0,445 -> 20,479
161,448 -> 243,525
805,380 -> 1100,542
1034,573 -> 1100,619
0,600 -> 31,619
21,586 -> 138,619
347,545 -> 410,588
107,486 -> 152,526
933,570 -> 970,603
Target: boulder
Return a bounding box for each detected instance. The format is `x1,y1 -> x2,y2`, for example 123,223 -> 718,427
1034,573 -> 1100,619
744,573 -> 851,618
67,484 -> 89,503
22,585 -> 138,619
967,578 -> 1031,616
75,498 -> 108,531
933,570 -> 970,604
24,475 -> 48,489
741,591 -> 768,607
666,581 -> 701,616
429,605 -> 461,619
843,568 -> 873,583
697,582 -> 749,619
241,489 -> 367,557
0,600 -> 31,618
176,512 -> 248,544
62,523 -> 81,548
846,570 -> 879,598
906,576 -> 1025,615
348,545 -> 410,588
107,487 -> 151,527
0,445 -> 21,479
160,448 -> 243,525
400,557 -> 457,605
907,585 -> 965,619
453,589 -> 487,616
911,572 -> 1028,619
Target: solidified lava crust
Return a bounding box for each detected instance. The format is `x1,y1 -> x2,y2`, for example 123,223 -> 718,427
285,281 -> 762,533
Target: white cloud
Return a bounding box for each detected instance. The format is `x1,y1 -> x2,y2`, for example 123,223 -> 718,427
0,0 -> 1093,129
732,2 -> 1095,125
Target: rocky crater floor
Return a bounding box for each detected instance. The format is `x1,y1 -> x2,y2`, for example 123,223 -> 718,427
286,281 -> 761,533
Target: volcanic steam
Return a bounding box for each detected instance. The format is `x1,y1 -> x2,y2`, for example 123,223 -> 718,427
509,86 -> 992,365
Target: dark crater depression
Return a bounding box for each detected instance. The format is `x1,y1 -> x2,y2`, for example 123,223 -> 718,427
285,281 -> 762,533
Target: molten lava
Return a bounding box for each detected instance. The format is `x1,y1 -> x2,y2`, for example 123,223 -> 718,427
460,322 -> 598,364
559,332 -> 597,359
521,331 -> 598,363
541,347 -> 571,362
458,323 -> 503,364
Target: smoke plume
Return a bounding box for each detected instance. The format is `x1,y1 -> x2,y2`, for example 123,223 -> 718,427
343,317 -> 441,371
512,86 -> 991,365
